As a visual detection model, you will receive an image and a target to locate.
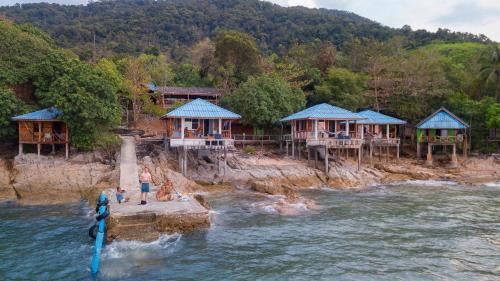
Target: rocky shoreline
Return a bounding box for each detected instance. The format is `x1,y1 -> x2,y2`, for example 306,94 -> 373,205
0,146 -> 498,215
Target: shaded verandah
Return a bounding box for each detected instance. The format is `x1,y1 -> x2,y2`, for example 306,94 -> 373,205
160,98 -> 241,175
12,108 -> 70,159
280,103 -> 367,171
355,109 -> 407,162
416,107 -> 469,167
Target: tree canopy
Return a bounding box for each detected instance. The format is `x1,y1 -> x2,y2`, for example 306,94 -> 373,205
222,74 -> 305,128
0,0 -> 490,58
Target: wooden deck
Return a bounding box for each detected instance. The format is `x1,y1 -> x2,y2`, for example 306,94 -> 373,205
307,138 -> 364,148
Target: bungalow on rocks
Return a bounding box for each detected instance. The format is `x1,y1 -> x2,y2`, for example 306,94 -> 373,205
416,107 -> 469,167
280,103 -> 366,171
12,107 -> 69,159
355,109 -> 407,159
160,98 -> 241,175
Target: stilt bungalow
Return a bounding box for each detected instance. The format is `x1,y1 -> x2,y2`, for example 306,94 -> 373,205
12,108 -> 69,159
160,99 -> 241,175
416,107 -> 469,167
161,98 -> 241,148
280,103 -> 366,171
355,110 -> 407,159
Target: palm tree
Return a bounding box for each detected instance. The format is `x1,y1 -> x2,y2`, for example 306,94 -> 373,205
479,44 -> 500,101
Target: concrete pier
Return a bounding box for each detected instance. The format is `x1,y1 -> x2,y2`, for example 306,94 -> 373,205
106,136 -> 210,242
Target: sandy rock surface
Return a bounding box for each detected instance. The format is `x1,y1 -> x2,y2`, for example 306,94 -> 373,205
10,154 -> 118,205
0,159 -> 15,201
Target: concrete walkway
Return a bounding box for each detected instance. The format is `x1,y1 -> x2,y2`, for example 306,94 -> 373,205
106,136 -> 209,241
119,136 -> 140,191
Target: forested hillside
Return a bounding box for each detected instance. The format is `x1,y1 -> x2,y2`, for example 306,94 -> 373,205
0,0 -> 491,58
0,1 -> 499,152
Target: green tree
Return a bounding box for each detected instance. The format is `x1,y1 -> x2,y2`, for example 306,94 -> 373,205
311,67 -> 367,111
36,59 -> 121,150
486,102 -> 500,129
479,44 -> 500,101
0,88 -> 27,140
222,74 -> 305,128
214,30 -> 260,85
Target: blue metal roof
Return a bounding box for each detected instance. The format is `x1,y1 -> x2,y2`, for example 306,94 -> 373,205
416,107 -> 468,129
145,82 -> 157,91
357,110 -> 407,125
12,107 -> 61,121
280,103 -> 365,122
161,98 -> 241,119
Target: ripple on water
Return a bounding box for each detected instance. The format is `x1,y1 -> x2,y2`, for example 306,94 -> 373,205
0,183 -> 499,280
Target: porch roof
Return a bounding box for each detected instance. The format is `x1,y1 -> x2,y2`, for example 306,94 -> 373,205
12,107 -> 61,121
160,98 -> 241,119
280,103 -> 365,122
416,107 -> 468,129
356,110 -> 407,125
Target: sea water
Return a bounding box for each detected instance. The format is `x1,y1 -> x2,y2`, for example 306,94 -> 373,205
0,182 -> 499,280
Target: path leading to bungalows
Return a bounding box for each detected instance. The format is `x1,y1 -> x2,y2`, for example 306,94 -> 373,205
119,136 -> 140,193
106,136 -> 209,241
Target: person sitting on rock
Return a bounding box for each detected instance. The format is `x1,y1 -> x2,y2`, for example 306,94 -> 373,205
116,186 -> 130,204
156,178 -> 175,202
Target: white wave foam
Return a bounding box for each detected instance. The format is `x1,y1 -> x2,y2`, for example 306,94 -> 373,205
389,180 -> 458,187
99,234 -> 182,278
483,182 -> 500,187
102,233 -> 181,259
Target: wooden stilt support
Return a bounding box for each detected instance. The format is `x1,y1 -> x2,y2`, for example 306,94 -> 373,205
65,143 -> 69,159
184,148 -> 188,176
298,142 -> 301,160
224,145 -> 227,178
369,142 -> 373,167
425,143 -> 433,166
307,148 -> 311,166
292,141 -> 295,158
324,146 -> 329,174
52,144 -> 56,154
314,148 -> 318,169
451,144 -> 458,168
396,144 -> 400,162
358,146 -> 361,171
286,141 -> 289,156
19,143 -> 23,156
37,143 -> 41,159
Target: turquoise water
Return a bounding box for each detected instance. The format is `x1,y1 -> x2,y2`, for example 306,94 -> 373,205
1,181 -> 499,280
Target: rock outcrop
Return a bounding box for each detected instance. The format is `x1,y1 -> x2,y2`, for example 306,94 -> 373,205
106,199 -> 210,242
11,154 -> 118,205
188,150 -> 327,190
0,159 -> 16,201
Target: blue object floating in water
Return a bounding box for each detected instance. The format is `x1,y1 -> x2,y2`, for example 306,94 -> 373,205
90,192 -> 108,276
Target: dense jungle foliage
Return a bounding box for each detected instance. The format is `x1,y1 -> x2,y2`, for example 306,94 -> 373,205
0,0 -> 499,151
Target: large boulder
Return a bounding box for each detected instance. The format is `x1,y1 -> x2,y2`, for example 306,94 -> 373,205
0,159 -> 16,201
12,154 -> 118,205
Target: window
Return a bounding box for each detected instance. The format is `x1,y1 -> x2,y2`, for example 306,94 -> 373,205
296,120 -> 307,131
185,118 -> 199,130
223,120 -> 230,131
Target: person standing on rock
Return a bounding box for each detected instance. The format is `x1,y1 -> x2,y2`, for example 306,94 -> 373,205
139,167 -> 152,205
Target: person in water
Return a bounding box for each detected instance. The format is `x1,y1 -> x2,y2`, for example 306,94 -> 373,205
139,167 -> 152,205
116,186 -> 130,204
156,178 -> 174,202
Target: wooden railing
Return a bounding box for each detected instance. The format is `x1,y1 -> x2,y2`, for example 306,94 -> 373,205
19,131 -> 68,144
370,138 -> 400,146
233,134 -> 280,141
307,138 -> 364,148
169,138 -> 234,148
421,135 -> 464,144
